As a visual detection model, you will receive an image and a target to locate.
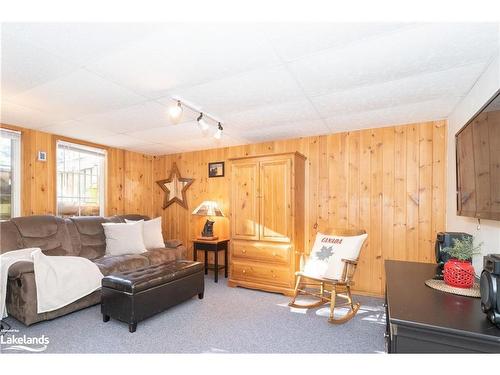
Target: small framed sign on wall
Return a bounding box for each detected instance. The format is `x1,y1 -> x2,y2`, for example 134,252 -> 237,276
38,151 -> 47,161
208,161 -> 224,178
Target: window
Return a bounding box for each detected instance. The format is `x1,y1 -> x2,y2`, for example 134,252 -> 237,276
0,129 -> 21,220
57,141 -> 106,217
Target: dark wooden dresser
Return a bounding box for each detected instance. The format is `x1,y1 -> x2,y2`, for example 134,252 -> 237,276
385,260 -> 500,353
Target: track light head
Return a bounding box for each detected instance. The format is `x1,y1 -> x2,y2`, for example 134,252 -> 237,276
214,122 -> 223,140
168,98 -> 224,140
197,113 -> 209,131
168,100 -> 183,121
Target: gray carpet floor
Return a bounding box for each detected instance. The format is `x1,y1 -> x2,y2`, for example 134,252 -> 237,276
1,276 -> 386,353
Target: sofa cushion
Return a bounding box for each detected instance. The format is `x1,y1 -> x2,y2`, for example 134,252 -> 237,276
92,254 -> 150,276
12,215 -> 57,237
0,220 -> 24,254
117,214 -> 150,222
141,248 -> 176,265
71,216 -> 109,236
11,216 -> 74,256
69,216 -> 122,259
166,243 -> 187,260
165,239 -> 182,248
65,219 -> 82,256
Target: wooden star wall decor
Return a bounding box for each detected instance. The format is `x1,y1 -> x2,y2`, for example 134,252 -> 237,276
156,162 -> 194,209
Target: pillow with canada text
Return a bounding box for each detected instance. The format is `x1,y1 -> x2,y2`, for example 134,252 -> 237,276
125,217 -> 165,250
303,232 -> 367,280
102,220 -> 146,256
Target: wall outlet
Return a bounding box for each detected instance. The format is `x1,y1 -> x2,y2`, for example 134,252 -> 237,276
38,151 -> 47,161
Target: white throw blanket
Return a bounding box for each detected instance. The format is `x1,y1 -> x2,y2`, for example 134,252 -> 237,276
0,248 -> 103,318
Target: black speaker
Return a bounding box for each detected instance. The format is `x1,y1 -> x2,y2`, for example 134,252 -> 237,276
480,254 -> 500,328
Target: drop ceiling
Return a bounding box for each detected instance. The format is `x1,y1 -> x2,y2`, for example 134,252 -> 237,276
1,22 -> 499,155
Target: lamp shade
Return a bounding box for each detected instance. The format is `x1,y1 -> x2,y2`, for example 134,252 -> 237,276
191,200 -> 224,217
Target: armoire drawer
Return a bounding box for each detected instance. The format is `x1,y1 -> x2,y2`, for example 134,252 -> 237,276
232,241 -> 290,264
231,261 -> 291,286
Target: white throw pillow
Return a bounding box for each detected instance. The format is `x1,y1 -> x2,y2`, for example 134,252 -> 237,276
125,217 -> 165,250
303,232 -> 368,280
102,220 -> 146,256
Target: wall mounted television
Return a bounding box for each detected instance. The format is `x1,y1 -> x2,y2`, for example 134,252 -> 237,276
456,89 -> 500,221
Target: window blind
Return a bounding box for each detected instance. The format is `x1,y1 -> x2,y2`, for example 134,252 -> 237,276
1,128 -> 21,140
57,140 -> 106,157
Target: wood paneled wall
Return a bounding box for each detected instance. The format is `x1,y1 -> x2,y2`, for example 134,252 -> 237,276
20,128 -> 57,215
1,124 -> 154,217
153,120 -> 447,296
2,120 -> 447,296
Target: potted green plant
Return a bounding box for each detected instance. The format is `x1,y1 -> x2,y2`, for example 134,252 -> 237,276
442,237 -> 482,288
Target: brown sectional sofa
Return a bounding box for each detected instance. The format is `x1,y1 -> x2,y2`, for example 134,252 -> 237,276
0,214 -> 186,326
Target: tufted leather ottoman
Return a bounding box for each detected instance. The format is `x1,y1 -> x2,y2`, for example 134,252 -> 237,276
101,260 -> 204,332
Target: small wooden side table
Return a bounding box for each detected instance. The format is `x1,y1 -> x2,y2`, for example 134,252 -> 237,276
192,238 -> 229,283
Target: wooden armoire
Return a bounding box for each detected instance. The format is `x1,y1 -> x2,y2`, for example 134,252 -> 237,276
228,152 -> 306,295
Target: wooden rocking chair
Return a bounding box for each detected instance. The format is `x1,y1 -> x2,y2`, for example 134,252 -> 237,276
289,229 -> 367,324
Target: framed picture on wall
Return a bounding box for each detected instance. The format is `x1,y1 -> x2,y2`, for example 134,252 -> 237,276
208,162 -> 225,178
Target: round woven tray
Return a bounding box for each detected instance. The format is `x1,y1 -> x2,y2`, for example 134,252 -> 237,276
425,279 -> 481,298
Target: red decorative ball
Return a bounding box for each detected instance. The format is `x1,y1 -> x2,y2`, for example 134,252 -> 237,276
443,259 -> 475,288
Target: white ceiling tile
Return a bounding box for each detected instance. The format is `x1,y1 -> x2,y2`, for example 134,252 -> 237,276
264,22 -> 414,62
126,120 -> 243,152
126,143 -> 181,156
289,120 -> 331,137
312,62 -> 487,118
89,134 -> 152,149
227,119 -> 329,143
168,135 -> 245,153
289,23 -> 499,97
161,65 -> 304,116
325,97 -> 461,132
39,120 -> 117,143
2,23 -> 161,66
1,31 -> 79,98
86,24 -> 281,98
1,100 -> 60,129
8,69 -> 146,120
125,121 -> 214,143
75,101 -> 174,133
222,98 -> 321,130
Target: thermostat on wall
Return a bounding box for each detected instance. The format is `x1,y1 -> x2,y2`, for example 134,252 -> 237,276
38,151 -> 47,161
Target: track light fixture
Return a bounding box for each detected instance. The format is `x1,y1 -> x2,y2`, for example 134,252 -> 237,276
214,122 -> 223,140
169,98 -> 224,139
196,113 -> 209,131
168,100 -> 183,120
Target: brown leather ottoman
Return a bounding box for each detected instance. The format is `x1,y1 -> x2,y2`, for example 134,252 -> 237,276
101,260 -> 204,332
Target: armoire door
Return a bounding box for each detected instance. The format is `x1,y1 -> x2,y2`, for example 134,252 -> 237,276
231,162 -> 260,240
259,158 -> 292,243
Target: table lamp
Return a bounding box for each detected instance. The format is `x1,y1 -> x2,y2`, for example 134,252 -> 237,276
192,200 -> 224,240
